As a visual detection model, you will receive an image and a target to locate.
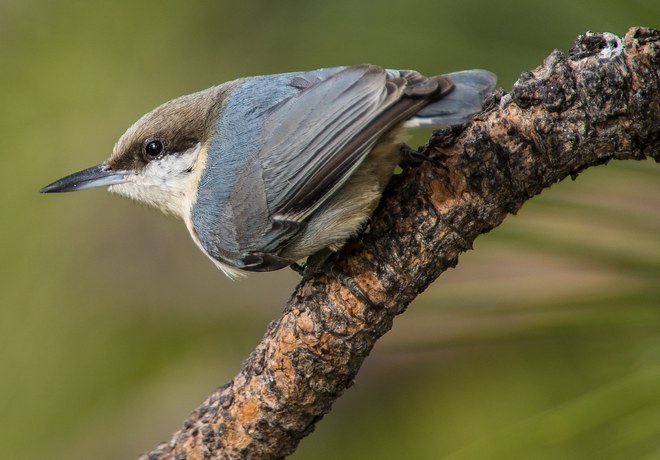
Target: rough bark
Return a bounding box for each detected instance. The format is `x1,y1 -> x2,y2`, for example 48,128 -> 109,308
142,27 -> 659,460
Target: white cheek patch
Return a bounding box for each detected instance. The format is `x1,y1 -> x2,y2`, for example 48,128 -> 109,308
143,149 -> 199,188
109,144 -> 201,218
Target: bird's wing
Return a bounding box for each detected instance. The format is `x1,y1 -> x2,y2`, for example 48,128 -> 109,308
257,65 -> 451,225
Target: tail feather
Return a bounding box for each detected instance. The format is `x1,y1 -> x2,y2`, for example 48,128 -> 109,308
404,69 -> 496,128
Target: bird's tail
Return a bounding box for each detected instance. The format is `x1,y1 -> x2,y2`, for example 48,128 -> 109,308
404,69 -> 497,128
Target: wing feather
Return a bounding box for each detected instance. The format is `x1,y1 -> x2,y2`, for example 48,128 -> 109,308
258,65 -> 448,227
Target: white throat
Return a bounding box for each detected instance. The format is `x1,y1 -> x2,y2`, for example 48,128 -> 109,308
108,143 -> 244,279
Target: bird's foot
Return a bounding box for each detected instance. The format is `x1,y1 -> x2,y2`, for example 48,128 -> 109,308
290,255 -> 380,308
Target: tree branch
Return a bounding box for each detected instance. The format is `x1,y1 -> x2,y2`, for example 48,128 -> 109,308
142,27 -> 659,460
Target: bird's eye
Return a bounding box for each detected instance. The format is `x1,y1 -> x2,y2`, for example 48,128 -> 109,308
144,140 -> 164,157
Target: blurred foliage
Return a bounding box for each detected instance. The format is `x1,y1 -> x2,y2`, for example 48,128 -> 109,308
0,0 -> 658,459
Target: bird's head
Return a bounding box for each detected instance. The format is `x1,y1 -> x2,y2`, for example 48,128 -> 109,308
41,85 -> 225,220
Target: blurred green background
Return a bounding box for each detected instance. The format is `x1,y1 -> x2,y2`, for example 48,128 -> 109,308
1,1 -> 659,459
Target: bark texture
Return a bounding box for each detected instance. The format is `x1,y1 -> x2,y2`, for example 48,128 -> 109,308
143,27 -> 659,459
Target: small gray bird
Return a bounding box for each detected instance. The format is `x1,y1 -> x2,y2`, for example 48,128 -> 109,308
41,65 -> 495,282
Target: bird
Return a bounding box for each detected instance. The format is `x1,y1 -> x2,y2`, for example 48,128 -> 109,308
41,65 -> 495,296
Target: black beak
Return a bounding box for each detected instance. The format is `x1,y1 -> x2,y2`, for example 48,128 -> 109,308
40,164 -> 129,193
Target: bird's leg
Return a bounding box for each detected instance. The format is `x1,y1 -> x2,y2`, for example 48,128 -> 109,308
399,143 -> 435,167
324,263 -> 381,309
290,251 -> 381,308
398,143 -> 456,194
